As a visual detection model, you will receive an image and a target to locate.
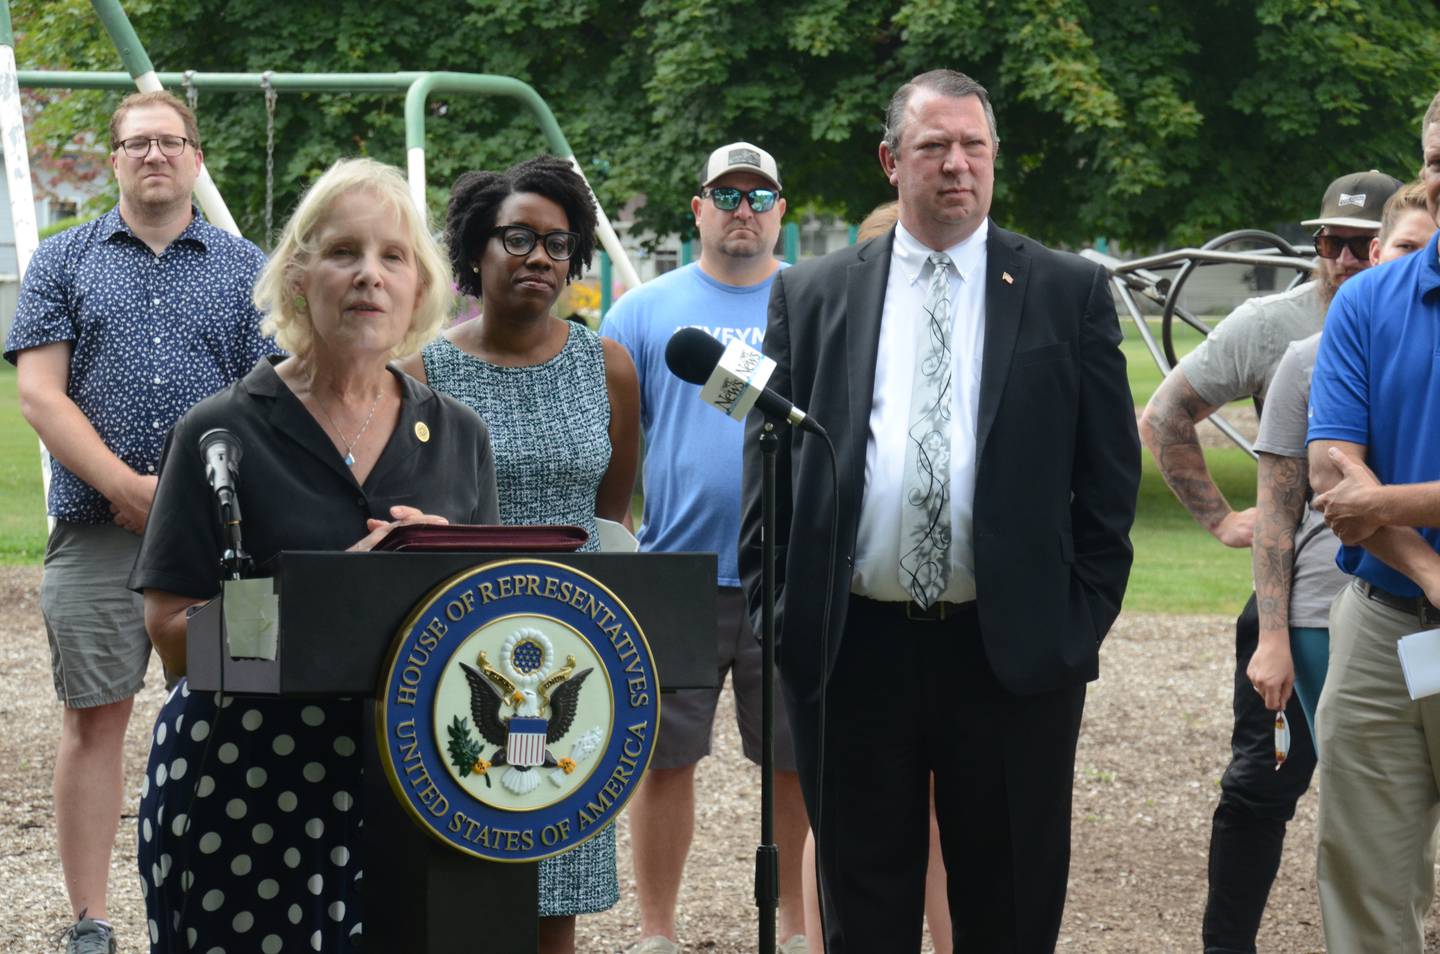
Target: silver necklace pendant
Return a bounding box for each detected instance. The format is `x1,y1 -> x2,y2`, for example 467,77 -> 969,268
316,387 -> 383,470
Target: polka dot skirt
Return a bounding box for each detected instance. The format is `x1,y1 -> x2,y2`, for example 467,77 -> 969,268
137,680 -> 364,952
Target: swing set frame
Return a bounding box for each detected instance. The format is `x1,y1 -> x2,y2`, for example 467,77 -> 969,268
0,0 -> 642,514
4,0 -> 642,293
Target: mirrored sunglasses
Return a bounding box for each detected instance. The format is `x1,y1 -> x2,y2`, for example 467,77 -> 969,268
702,187 -> 780,214
493,225 -> 579,261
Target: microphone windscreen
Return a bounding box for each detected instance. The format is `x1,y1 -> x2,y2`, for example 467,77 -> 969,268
664,328 -> 726,386
199,427 -> 242,464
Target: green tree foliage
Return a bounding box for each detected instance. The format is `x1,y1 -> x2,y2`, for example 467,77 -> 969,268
14,0 -> 1440,248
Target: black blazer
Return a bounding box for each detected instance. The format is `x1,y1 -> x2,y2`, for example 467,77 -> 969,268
740,225 -> 1140,699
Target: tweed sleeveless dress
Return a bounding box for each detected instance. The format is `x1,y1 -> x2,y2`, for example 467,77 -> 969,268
421,321 -> 618,915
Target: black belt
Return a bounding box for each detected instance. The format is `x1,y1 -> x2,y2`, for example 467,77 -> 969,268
854,595 -> 976,623
1357,580 -> 1440,626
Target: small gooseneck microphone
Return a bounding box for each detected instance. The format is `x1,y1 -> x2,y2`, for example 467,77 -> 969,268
198,428 -> 250,579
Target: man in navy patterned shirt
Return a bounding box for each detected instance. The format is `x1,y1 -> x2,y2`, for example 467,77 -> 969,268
3,90 -> 277,953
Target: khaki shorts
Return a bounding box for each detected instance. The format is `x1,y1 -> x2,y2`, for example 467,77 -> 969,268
40,521 -> 151,708
651,587 -> 797,772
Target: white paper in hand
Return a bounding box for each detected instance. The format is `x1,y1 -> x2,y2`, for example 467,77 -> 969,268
1397,627 -> 1440,700
595,518 -> 639,553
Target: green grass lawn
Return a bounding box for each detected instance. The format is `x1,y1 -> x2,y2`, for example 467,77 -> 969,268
1120,317 -> 1258,613
0,329 -> 1262,612
0,365 -> 48,564
1121,317 -> 1215,407
1127,447 -> 1255,614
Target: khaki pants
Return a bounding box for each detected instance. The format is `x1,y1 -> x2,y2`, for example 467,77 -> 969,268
1316,580 -> 1440,953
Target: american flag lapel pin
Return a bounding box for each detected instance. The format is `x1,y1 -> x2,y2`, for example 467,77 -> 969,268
1002,271 -> 1014,284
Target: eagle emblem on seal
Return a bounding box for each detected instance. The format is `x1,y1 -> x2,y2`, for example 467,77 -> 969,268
456,628 -> 593,795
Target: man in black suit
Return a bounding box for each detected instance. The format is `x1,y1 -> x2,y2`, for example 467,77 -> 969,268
740,69 -> 1140,952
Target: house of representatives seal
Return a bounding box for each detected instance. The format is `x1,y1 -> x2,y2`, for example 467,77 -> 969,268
376,559 -> 659,862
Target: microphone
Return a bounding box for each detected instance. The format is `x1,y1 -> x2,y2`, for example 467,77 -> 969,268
199,428 -> 242,501
198,428 -> 250,579
664,327 -> 823,435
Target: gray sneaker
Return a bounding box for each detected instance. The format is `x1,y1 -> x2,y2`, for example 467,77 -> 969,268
58,913 -> 116,954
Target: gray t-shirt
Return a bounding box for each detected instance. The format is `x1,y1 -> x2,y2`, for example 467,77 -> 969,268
1252,332 -> 1347,627
1178,281 -> 1323,407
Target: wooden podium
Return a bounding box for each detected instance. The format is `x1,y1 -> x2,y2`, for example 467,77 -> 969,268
186,550 -> 717,952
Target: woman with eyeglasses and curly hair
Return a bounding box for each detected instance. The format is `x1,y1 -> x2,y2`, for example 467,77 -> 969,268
398,154 -> 640,953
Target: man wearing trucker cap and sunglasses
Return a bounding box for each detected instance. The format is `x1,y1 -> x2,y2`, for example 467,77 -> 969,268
1139,168 -> 1401,954
1306,170 -> 1407,306
602,142 -> 809,954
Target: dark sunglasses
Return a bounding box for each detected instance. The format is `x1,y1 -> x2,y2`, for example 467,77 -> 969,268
701,186 -> 780,214
113,135 -> 196,158
492,225 -> 579,260
1312,229 -> 1373,261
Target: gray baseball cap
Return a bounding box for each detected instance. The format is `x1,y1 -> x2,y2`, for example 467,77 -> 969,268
700,142 -> 782,191
1301,170 -> 1404,229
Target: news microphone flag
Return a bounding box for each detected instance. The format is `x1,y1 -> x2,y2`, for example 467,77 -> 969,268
700,338 -> 779,422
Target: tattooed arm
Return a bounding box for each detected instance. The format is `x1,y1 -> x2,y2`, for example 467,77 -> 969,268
1138,368 -> 1255,547
1247,451 -> 1306,711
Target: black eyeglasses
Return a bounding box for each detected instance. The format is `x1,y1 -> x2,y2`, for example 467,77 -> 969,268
1312,229 -> 1373,261
492,224 -> 579,260
113,135 -> 196,158
701,187 -> 780,214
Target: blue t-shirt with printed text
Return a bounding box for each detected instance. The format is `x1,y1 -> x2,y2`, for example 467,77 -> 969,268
1307,228 -> 1440,596
601,262 -> 781,586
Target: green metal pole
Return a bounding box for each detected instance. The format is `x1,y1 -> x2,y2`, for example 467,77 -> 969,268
848,224 -> 859,244
600,251 -> 612,319
783,222 -> 799,263
0,1 -> 12,46
401,72 -> 572,157
680,239 -> 693,266
399,71 -> 639,290
90,0 -> 154,77
13,66 -> 646,284
17,70 -> 420,92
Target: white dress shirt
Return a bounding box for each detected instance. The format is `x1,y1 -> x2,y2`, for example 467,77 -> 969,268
851,219 -> 989,603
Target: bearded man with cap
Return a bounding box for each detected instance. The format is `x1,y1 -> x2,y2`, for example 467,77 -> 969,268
1138,168 -> 1402,954
601,142 -> 809,954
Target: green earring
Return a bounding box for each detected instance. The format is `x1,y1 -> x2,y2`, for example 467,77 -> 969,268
293,293 -> 307,312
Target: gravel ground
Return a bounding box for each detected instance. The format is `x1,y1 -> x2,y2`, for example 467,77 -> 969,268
2,563 -> 1436,953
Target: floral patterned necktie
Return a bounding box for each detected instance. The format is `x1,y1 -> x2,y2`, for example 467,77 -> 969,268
899,252 -> 954,608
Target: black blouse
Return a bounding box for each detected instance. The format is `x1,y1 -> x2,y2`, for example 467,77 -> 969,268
131,357 -> 500,600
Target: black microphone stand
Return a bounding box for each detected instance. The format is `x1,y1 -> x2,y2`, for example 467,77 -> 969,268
755,421 -> 779,954
214,485 -> 251,581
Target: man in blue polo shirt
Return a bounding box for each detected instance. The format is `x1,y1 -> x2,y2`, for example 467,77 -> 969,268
603,142 -> 809,954
1306,85 -> 1440,954
5,91 -> 276,953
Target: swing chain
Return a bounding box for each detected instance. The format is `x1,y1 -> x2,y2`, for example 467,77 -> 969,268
181,70 -> 197,114
261,71 -> 277,251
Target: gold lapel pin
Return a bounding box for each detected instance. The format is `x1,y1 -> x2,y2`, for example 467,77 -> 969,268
1002,271 -> 1014,284
414,421 -> 431,443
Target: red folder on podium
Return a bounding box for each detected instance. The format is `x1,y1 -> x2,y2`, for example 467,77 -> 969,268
372,523 -> 588,553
